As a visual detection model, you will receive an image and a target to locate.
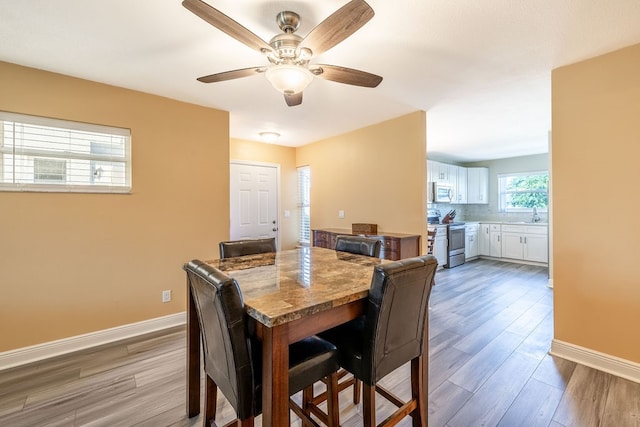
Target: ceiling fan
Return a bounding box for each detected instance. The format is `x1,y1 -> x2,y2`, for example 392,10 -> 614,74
182,0 -> 383,106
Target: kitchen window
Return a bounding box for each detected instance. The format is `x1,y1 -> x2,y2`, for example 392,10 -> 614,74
498,171 -> 548,212
0,111 -> 131,193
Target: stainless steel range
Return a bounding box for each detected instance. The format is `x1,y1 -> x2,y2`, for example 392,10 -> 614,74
445,222 -> 466,268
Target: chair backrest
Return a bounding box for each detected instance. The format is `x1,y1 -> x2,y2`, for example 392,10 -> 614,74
335,235 -> 381,258
184,260 -> 255,419
219,237 -> 276,259
361,255 -> 437,384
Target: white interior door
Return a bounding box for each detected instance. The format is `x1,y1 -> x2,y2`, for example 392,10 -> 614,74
230,162 -> 278,243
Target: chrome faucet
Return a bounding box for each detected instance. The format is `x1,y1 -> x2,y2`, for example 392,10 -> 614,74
531,207 -> 541,223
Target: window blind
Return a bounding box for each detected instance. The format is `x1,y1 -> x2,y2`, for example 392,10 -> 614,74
0,111 -> 131,193
297,166 -> 311,245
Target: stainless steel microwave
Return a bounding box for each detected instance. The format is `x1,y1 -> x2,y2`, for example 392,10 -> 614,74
429,182 -> 454,203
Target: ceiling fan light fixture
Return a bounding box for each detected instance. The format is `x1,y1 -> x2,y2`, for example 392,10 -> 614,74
265,64 -> 313,95
259,131 -> 280,143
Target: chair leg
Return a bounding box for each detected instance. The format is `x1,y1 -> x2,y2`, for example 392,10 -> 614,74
302,385 -> 313,414
326,372 -> 340,427
204,375 -> 217,427
411,356 -> 426,427
362,383 -> 376,427
353,378 -> 361,404
300,386 -> 317,427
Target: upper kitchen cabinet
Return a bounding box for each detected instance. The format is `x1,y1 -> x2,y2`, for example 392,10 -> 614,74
428,160 -> 488,205
467,167 -> 489,204
455,166 -> 467,204
429,160 -> 454,186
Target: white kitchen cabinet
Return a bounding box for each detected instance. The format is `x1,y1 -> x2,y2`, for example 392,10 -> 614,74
465,223 -> 479,259
427,160 -> 435,183
429,161 -> 450,184
490,224 -> 502,258
524,233 -> 548,263
501,224 -> 548,263
479,223 -> 491,256
502,232 -> 524,259
467,167 -> 489,204
429,225 -> 448,267
479,223 -> 501,257
455,166 -> 468,204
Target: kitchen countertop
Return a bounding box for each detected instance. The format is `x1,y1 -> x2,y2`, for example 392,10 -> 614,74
478,221 -> 548,225
428,221 -> 548,226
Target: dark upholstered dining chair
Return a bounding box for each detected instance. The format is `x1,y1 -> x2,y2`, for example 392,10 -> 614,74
335,235 -> 381,258
308,234 -> 382,410
318,255 -> 437,427
219,237 -> 276,259
184,259 -> 340,427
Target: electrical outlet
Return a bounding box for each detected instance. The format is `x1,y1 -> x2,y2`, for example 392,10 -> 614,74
162,290 -> 171,303
338,210 -> 345,219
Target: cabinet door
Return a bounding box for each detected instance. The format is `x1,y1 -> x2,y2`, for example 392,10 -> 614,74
456,167 -> 467,204
479,224 -> 491,255
434,236 -> 448,267
433,161 -> 449,183
524,234 -> 548,262
467,167 -> 489,204
466,231 -> 478,259
502,232 -> 524,260
427,160 -> 438,183
490,231 -> 502,257
313,230 -> 329,248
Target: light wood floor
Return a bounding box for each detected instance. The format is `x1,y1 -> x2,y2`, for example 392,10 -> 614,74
1,259 -> 639,426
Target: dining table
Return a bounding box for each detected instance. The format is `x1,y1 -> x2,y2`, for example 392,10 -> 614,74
185,246 -> 428,426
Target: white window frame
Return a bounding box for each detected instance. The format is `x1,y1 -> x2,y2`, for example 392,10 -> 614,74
297,166 -> 311,246
0,111 -> 131,193
498,171 -> 549,213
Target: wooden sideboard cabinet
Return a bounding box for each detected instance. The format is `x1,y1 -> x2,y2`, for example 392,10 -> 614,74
312,228 -> 421,261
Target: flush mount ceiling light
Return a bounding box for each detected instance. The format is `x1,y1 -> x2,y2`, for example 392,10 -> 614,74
259,131 -> 280,143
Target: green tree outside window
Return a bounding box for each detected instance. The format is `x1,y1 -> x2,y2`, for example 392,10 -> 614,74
499,172 -> 548,211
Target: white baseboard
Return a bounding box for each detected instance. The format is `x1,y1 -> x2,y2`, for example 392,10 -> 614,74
550,339 -> 640,384
547,278 -> 554,288
0,312 -> 186,371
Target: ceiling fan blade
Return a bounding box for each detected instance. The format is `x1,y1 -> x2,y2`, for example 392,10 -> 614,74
182,0 -> 273,54
312,64 -> 382,88
284,92 -> 303,107
197,66 -> 266,83
299,0 -> 374,56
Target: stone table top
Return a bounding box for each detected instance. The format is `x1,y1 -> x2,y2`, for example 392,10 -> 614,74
206,246 -> 384,327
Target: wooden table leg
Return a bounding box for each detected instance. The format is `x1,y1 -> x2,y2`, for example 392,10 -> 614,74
420,315 -> 429,427
261,324 -> 290,427
187,285 -> 201,417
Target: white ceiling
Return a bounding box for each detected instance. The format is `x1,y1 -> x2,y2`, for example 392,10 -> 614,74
2,0 -> 640,162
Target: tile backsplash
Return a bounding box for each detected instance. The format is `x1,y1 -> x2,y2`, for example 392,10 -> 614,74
429,203 -> 548,223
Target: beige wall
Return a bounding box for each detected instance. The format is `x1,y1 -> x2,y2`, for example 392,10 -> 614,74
552,43 -> 640,363
297,111 -> 427,247
229,138 -> 298,250
0,62 -> 230,352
